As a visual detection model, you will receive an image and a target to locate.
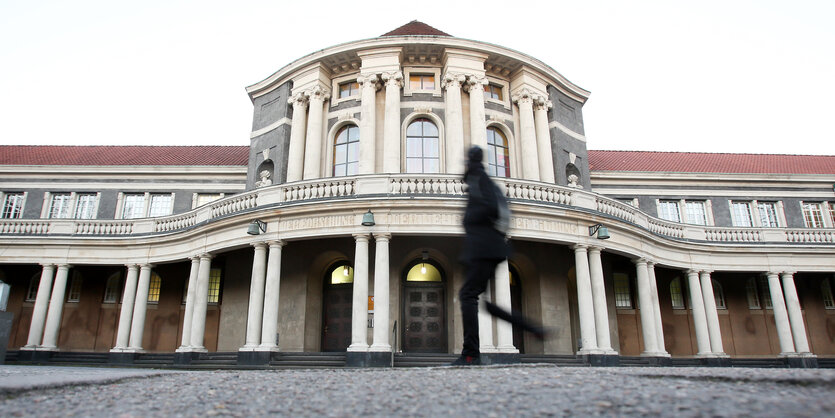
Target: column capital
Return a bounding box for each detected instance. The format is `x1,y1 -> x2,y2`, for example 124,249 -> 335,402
587,245 -> 604,253
381,71 -> 403,87
305,84 -> 331,102
780,271 -> 797,277
266,240 -> 285,248
646,260 -> 656,268
533,96 -> 553,111
632,257 -> 648,266
511,88 -> 536,105
39,263 -> 55,268
288,91 -> 309,107
352,233 -> 370,242
373,232 -> 391,241
441,72 -> 467,90
357,73 -> 379,89
56,264 -> 72,269
699,269 -> 714,275
138,263 -> 154,269
198,253 -> 213,261
464,75 -> 488,92
765,271 -> 781,278
572,243 -> 588,251
251,241 -> 268,249
686,269 -> 701,276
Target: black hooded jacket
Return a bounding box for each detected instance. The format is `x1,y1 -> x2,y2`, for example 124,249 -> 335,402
461,159 -> 510,262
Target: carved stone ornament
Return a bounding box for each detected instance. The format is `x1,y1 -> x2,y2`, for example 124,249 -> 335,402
255,170 -> 273,188
287,91 -> 309,107
357,74 -> 380,90
261,148 -> 270,161
441,72 -> 467,90
567,173 -> 582,189
511,88 -> 535,105
412,106 -> 433,114
381,71 -> 404,88
533,96 -> 553,111
306,85 -> 331,101
464,75 -> 488,93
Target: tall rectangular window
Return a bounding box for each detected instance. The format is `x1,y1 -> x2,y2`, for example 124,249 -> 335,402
801,202 -> 825,228
26,276 -> 40,302
67,275 -> 82,302
103,274 -> 122,303
757,276 -> 773,309
822,278 -> 835,309
48,193 -> 73,219
409,74 -> 435,91
746,278 -> 761,309
148,194 -> 173,217
75,193 -> 98,219
669,277 -> 685,309
208,268 -> 222,304
684,201 -> 707,225
147,273 -> 161,303
828,202 -> 835,227
122,194 -> 146,219
484,83 -> 503,100
613,273 -> 632,308
338,81 -> 359,98
731,201 -> 753,227
757,201 -> 780,227
657,200 -> 680,222
2,193 -> 24,219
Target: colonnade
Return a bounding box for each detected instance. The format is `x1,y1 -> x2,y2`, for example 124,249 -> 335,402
281,68 -> 557,183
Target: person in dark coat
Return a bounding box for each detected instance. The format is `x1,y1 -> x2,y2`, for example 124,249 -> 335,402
452,146 -> 543,366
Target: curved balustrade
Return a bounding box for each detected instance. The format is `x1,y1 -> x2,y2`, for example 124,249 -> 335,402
0,220 -> 50,235
705,228 -> 763,242
1,174 -> 834,247
75,221 -> 134,235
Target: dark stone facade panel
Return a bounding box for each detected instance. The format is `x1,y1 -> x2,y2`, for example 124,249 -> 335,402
547,86 -> 585,135
251,83 -> 292,132
484,101 -> 512,114
329,98 -> 362,112
551,128 -> 591,189
401,93 -> 444,103
247,125 -> 291,189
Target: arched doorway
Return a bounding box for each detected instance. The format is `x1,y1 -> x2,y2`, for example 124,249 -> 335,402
322,262 -> 353,352
402,259 -> 446,353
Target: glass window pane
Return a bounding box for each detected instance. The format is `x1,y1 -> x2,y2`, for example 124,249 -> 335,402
685,201 -> 706,225
485,128 -> 495,145
49,193 -> 72,219
347,142 -> 359,163
670,277 -> 685,309
333,164 -> 346,177
486,165 -> 496,176
802,202 -> 824,228
822,279 -> 835,309
658,201 -> 680,222
147,273 -> 161,303
2,193 -> 24,219
423,76 -> 435,90
746,278 -> 761,309
122,194 -> 145,219
423,137 -> 439,158
424,158 -> 440,174
406,159 -> 422,173
713,281 -> 726,309
346,162 -> 358,176
75,193 -> 97,219
407,121 -> 422,136
103,274 -> 121,303
423,121 -> 438,137
335,128 -> 347,144
409,75 -> 421,91
406,137 -> 422,158
347,126 -> 359,141
613,273 -> 632,308
26,276 -> 40,301
334,143 -> 347,165
208,269 -> 221,304
758,202 -> 779,227
148,194 -> 172,217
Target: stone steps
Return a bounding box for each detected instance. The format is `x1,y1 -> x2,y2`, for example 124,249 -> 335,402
270,352 -> 347,369
521,355 -> 588,366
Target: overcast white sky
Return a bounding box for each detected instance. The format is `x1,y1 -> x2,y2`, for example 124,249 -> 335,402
1,0 -> 833,154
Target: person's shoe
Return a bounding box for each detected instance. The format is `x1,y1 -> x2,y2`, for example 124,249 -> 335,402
450,355 -> 481,366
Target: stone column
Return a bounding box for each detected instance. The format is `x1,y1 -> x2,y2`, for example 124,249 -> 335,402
286,92 -> 309,182
370,234 -> 392,351
588,247 -> 613,352
512,89 -> 540,181
189,254 -> 213,351
781,272 -> 811,354
699,271 -> 725,355
467,76 -> 489,152
358,74 -> 378,175
302,85 -> 330,180
24,264 -> 55,348
113,265 -> 139,351
41,264 -> 70,349
243,243 -> 268,349
766,272 -> 796,355
647,262 -> 667,354
259,241 -> 284,350
533,96 -> 555,183
478,284 -> 496,353
634,259 -> 657,355
381,72 -> 403,173
494,260 -> 517,353
348,234 -> 370,352
177,257 -> 200,351
686,269 -> 712,355
128,264 -> 153,350
442,73 -> 466,174
574,245 -> 598,353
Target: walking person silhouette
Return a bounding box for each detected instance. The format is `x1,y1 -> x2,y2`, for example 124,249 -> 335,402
452,146 -> 545,366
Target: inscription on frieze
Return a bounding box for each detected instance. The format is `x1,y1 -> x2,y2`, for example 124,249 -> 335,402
281,215 -> 355,231
512,217 -> 573,234
390,213 -> 462,226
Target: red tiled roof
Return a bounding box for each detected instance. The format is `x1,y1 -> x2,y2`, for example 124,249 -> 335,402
0,146 -> 249,166
588,150 -> 835,175
382,21 -> 451,37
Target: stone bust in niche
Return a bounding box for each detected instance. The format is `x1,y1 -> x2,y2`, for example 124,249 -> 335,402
255,170 -> 272,188
567,174 -> 583,189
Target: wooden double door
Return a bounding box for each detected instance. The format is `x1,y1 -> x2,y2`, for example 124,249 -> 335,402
402,282 -> 446,353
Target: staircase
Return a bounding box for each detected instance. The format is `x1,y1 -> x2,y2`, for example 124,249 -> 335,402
394,352 -> 457,367
521,355 -> 588,367
134,353 -> 175,367
269,352 -> 346,369
48,351 -> 109,365
730,358 -> 786,368
187,352 -> 238,369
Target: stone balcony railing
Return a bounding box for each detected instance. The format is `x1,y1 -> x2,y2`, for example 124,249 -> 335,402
0,174 -> 833,245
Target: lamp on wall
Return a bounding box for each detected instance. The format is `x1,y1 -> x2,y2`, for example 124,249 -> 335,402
588,224 -> 610,240
361,210 -> 376,226
247,219 -> 267,235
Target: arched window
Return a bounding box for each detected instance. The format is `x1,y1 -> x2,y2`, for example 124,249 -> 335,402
333,125 -> 359,177
486,127 -> 509,177
406,118 -> 440,173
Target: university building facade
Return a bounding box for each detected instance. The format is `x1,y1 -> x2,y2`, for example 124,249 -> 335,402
2,22 -> 834,367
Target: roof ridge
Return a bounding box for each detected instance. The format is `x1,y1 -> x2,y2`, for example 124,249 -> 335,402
589,149 -> 835,158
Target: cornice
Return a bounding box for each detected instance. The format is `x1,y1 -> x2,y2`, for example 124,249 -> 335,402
246,36 -> 591,103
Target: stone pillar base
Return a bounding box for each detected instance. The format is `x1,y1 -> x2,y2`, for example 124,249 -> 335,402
237,350 -> 272,366
479,353 -> 521,365
785,356 -> 819,369
368,344 -> 392,352
699,357 -> 731,367
108,352 -> 138,365
580,354 -> 620,367
17,349 -> 52,363
346,351 -> 392,367
174,351 -> 201,365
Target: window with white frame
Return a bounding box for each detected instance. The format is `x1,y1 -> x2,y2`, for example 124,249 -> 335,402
26,275 -> 40,302
730,201 -> 754,227
757,201 -> 781,227
746,277 -> 761,309
148,273 -> 162,304
669,277 -> 685,309
121,193 -> 146,219
613,273 -> 633,308
338,81 -> 359,99
44,192 -> 99,219
684,201 -> 708,225
801,202 -> 825,228
657,200 -> 681,222
2,192 -> 25,219
148,194 -> 173,217
48,193 -> 73,219
829,202 -> 835,226
486,127 -> 510,178
484,83 -> 503,100
208,268 -> 222,304
409,74 -> 435,91
402,67 -> 442,97
67,274 -> 82,303
405,118 -> 440,173
822,277 -> 834,309
75,193 -> 98,219
120,192 -> 174,219
194,193 -> 223,209
103,273 -> 122,303
333,124 -> 360,177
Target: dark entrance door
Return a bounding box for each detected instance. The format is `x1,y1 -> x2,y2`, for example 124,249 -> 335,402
403,283 -> 446,352
322,283 -> 352,351
510,274 -> 524,353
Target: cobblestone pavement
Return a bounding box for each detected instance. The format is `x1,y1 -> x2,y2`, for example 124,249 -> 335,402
1,365 -> 833,417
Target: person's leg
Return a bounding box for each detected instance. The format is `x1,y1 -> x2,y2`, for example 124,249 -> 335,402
459,260 -> 492,358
